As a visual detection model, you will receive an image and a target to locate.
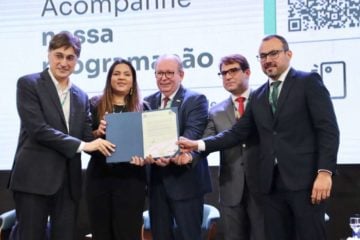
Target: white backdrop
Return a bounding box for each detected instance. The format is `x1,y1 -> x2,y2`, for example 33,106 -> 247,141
0,0 -> 359,169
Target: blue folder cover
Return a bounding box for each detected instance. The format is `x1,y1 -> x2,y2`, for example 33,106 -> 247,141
105,108 -> 179,163
105,112 -> 143,163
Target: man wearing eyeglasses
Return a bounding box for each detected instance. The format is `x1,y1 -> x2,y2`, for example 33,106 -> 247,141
143,54 -> 212,240
201,54 -> 265,240
178,35 -> 339,240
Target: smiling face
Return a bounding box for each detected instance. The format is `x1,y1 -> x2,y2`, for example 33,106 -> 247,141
258,37 -> 292,80
48,46 -> 78,83
110,63 -> 133,96
155,56 -> 184,97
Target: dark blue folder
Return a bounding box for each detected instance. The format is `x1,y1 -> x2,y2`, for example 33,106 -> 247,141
105,108 -> 178,163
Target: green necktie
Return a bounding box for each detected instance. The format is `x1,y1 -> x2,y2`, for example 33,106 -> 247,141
270,81 -> 281,113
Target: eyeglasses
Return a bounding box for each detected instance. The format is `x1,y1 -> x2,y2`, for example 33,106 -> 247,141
155,71 -> 175,79
217,67 -> 242,78
256,49 -> 286,62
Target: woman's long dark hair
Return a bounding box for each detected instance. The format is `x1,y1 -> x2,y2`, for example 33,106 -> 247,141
96,58 -> 142,121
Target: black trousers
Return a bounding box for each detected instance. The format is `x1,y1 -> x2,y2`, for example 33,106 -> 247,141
86,173 -> 146,240
13,178 -> 78,240
263,167 -> 327,240
149,180 -> 204,240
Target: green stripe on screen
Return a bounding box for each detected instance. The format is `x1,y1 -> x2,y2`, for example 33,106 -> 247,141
264,0 -> 277,34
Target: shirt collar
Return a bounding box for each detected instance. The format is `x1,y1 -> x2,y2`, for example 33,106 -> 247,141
231,88 -> 250,102
161,86 -> 180,101
48,69 -> 71,92
268,66 -> 291,86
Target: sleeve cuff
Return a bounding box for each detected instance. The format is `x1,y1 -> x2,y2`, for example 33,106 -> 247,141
198,140 -> 205,152
77,141 -> 85,153
318,169 -> 332,176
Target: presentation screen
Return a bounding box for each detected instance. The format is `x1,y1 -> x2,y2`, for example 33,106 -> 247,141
0,0 -> 358,169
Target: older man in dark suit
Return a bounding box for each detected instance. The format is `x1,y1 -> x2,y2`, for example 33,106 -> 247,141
178,35 -> 339,240
144,54 -> 212,240
8,31 -> 114,240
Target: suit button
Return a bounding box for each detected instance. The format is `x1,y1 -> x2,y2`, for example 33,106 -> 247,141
240,162 -> 244,166
242,143 -> 246,148
273,131 -> 277,135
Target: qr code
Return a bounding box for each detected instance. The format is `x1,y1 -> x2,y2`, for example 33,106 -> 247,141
288,0 -> 360,31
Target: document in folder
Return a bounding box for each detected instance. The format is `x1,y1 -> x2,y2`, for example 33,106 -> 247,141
105,108 -> 179,163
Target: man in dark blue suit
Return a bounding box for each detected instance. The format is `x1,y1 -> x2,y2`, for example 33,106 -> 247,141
8,32 -> 115,240
144,54 -> 212,240
178,35 -> 339,240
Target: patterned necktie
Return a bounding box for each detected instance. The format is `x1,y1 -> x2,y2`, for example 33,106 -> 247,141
162,97 -> 170,109
235,97 -> 246,117
270,81 -> 281,113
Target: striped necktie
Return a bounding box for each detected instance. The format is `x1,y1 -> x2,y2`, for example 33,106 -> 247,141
162,97 -> 170,109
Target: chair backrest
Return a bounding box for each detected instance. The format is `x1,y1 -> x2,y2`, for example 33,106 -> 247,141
143,204 -> 220,230
0,209 -> 16,240
142,210 -> 150,230
202,204 -> 220,230
0,210 -> 16,231
142,204 -> 220,240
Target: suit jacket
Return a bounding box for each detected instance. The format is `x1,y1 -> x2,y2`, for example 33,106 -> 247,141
204,68 -> 339,193
9,69 -> 93,201
203,94 -> 260,206
144,85 -> 212,200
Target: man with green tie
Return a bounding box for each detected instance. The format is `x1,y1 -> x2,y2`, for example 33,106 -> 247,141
178,35 -> 340,240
